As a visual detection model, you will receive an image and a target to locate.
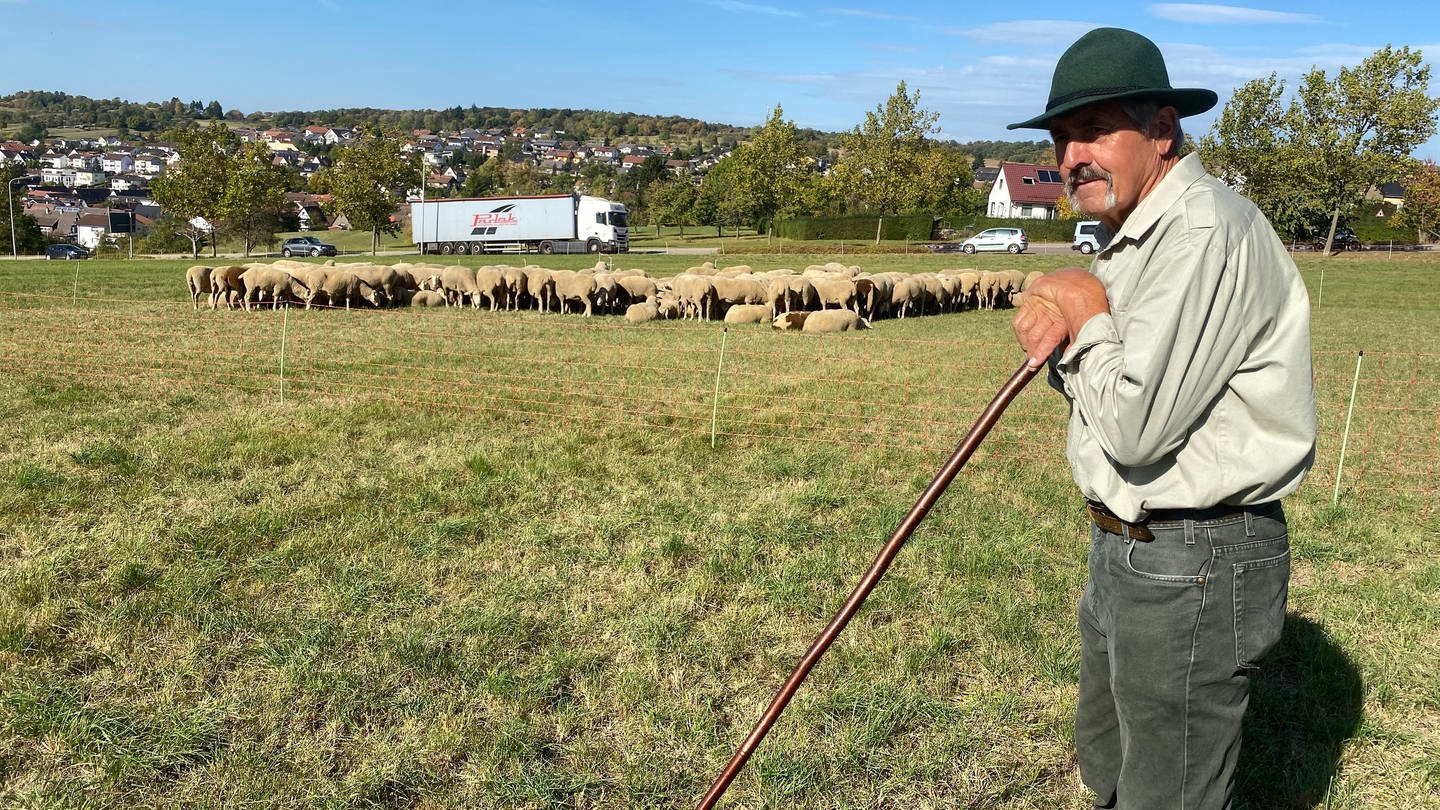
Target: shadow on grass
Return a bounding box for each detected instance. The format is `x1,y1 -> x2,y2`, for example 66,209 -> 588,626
1237,613 -> 1363,808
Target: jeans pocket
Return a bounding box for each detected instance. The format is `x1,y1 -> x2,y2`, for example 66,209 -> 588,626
1233,547 -> 1289,668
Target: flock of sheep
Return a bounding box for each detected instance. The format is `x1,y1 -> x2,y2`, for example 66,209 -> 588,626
184,259 -> 1044,332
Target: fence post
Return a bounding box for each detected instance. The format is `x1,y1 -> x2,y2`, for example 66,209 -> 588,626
711,327 -> 729,448
279,304 -> 290,405
1332,350 -> 1364,507
72,263 -> 81,301
1317,261 -> 1325,308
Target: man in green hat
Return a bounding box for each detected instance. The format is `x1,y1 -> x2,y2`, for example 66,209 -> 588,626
1009,28 -> 1316,809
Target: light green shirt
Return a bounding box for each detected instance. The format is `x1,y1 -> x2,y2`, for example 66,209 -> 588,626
1052,153 -> 1316,522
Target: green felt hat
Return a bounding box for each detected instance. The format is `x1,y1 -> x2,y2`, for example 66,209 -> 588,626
1008,27 -> 1218,130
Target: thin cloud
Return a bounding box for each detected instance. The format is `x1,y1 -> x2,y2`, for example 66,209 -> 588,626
825,7 -> 920,22
1149,4 -> 1322,24
951,19 -> 1102,45
704,0 -> 801,18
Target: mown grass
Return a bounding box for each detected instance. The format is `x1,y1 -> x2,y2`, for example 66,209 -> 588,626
0,252 -> 1436,808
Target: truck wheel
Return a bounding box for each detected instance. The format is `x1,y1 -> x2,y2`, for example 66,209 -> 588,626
586,238 -> 601,253
468,243 -> 485,255
440,242 -> 454,255
539,241 -> 554,255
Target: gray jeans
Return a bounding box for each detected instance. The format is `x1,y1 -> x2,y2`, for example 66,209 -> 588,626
1076,502 -> 1289,810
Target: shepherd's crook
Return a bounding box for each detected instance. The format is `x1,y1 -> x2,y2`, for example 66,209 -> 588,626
696,360 -> 1041,809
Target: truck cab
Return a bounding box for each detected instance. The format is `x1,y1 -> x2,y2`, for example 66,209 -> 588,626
577,195 -> 629,253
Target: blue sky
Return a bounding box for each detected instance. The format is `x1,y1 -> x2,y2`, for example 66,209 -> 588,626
7,0 -> 1440,157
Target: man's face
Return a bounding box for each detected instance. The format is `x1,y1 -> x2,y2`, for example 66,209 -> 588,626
1049,102 -> 1174,229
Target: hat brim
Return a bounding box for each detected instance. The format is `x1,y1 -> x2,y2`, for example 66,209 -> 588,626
1007,87 -> 1218,130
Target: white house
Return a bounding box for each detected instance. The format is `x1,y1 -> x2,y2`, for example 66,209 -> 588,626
986,161 -> 1066,219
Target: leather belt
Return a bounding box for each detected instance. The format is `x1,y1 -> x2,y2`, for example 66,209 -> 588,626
1086,500 -> 1154,541
1086,499 -> 1279,542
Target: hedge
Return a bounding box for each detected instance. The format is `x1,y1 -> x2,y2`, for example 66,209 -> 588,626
775,213 -> 940,241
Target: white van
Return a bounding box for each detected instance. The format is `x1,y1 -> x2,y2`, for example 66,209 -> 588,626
1072,221 -> 1102,254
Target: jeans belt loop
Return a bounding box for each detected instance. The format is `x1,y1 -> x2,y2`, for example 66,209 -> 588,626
1183,519 -> 1196,546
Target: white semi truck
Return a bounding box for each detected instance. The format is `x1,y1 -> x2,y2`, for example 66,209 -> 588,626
411,193 -> 629,255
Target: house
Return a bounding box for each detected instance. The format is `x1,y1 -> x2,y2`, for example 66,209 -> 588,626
986,161 -> 1066,219
101,152 -> 134,175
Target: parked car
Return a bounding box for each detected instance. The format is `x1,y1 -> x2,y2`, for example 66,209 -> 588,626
1072,220 -> 1102,254
280,236 -> 338,257
961,227 -> 1028,254
46,243 -> 91,260
1313,227 -> 1360,251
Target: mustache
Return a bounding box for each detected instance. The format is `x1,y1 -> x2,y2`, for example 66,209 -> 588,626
1064,165 -> 1112,195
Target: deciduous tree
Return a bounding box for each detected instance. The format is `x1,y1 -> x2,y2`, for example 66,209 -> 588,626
152,121 -> 233,258
727,104 -> 812,240
314,129 -> 418,255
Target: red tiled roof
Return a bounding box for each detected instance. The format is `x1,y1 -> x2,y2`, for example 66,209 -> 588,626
998,162 -> 1065,206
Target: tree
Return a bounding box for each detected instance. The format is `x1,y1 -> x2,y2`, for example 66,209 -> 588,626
1201,47 -> 1440,254
314,129 -> 418,255
826,82 -> 968,243
205,100 -> 224,119
1390,159 -> 1440,242
222,142 -> 288,256
726,104 -> 811,240
151,121 -> 234,258
694,157 -> 750,238
647,177 -> 697,236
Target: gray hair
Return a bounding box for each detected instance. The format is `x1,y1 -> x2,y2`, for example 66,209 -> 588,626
1122,99 -> 1184,159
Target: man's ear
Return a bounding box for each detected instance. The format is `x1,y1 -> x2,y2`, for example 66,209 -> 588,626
1151,106 -> 1180,158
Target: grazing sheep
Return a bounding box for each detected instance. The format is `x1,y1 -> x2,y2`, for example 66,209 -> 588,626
811,276 -> 858,311
209,265 -> 247,310
976,271 -> 1003,310
625,301 -> 660,323
772,310 -> 810,330
239,267 -> 309,311
317,270 -> 381,310
711,276 -> 769,317
722,304 -> 772,324
891,277 -> 925,319
617,275 -> 658,305
672,273 -> 717,320
440,265 -> 480,308
501,265 -> 527,310
348,264 -> 406,306
551,269 -> 597,316
523,266 -> 556,313
185,265 -> 213,310
592,272 -> 619,314
1023,270 -> 1045,291
802,308 -> 870,333
474,266 -> 506,311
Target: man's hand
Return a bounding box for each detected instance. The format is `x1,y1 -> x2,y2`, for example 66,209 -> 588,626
1011,268 -> 1110,369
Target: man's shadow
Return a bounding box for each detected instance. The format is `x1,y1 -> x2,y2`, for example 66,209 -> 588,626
1237,613 -> 1364,808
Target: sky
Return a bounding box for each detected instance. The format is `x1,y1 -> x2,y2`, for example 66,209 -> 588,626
7,0 -> 1440,158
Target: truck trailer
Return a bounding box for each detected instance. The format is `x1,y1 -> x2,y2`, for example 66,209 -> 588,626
411,193 -> 629,255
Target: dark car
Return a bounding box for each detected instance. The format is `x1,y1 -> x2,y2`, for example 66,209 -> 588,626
46,243 -> 91,260
280,236 -> 338,258
1314,227 -> 1360,251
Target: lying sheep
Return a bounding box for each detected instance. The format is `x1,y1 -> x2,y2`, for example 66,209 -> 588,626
723,304 -> 772,325
624,301 -> 659,323
185,265 -> 213,310
802,309 -> 869,333
410,289 -> 447,307
772,311 -> 809,330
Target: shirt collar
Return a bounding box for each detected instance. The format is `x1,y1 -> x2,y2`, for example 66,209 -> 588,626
1107,152 -> 1207,247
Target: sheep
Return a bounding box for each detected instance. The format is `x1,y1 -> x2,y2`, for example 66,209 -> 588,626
616,275 -> 658,305
777,275 -> 819,314
672,273 -> 717,320
317,270 -> 381,311
891,276 -> 925,319
239,267 -> 309,311
722,304 -> 772,324
811,276 -> 858,311
592,272 -> 619,314
185,265 -> 213,310
976,271 -> 1004,310
1023,270 -> 1045,291
474,266 -> 506,311
551,269 -> 597,316
209,265 -> 247,310
772,311 -> 810,330
711,276 -> 769,318
625,301 -> 660,323
523,266 -> 556,313
440,265 -> 480,308
501,265 -> 527,310
410,289 -> 448,307
802,309 -> 870,333
348,264 -> 406,306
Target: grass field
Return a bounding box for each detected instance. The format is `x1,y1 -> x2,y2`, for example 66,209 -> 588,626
0,251 -> 1437,808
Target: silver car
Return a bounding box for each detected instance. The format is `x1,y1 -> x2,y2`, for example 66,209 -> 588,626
961,227 -> 1028,254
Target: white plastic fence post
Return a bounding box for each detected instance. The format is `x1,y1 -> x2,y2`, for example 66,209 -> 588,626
279,304 -> 289,405
1332,350 -> 1364,507
711,326 -> 728,448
